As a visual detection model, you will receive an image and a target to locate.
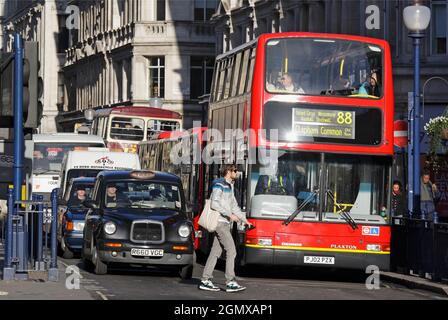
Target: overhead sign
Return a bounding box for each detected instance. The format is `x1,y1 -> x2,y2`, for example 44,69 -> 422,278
394,120 -> 408,148
292,108 -> 356,139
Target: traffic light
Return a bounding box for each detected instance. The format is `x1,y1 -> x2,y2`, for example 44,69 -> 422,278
0,53 -> 14,128
23,41 -> 43,129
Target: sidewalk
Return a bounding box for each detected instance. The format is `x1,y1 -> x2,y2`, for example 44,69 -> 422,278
381,271 -> 448,296
0,244 -> 94,300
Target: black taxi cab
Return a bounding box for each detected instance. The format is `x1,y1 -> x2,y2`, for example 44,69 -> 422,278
82,170 -> 194,279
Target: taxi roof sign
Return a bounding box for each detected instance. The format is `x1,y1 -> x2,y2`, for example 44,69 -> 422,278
130,171 -> 155,179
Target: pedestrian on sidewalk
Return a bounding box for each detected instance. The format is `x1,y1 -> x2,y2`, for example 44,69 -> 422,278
420,170 -> 440,221
391,180 -> 406,217
199,163 -> 252,293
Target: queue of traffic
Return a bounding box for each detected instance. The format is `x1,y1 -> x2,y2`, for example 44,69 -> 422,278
31,131 -> 194,279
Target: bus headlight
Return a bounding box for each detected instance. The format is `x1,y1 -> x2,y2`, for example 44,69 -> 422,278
104,222 -> 117,235
178,224 -> 191,238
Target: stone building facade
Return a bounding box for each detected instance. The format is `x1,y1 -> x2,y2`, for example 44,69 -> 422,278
61,0 -> 216,130
0,0 -> 69,133
213,0 -> 448,154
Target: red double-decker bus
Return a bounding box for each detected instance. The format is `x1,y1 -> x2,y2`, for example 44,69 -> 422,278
204,32 -> 394,271
138,127 -> 207,249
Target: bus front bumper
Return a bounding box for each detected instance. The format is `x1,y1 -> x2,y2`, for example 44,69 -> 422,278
242,245 -> 390,271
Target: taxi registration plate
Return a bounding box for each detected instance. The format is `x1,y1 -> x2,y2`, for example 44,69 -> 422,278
131,248 -> 164,257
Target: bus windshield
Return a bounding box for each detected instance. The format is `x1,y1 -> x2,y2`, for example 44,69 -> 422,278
110,117 -> 145,141
33,143 -> 105,173
265,38 -> 383,98
250,151 -> 390,224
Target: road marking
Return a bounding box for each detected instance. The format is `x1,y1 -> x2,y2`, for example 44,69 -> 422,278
96,290 -> 109,300
0,291 -> 9,296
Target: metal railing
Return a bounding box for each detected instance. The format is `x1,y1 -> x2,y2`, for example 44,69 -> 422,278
391,217 -> 448,282
2,188 -> 58,281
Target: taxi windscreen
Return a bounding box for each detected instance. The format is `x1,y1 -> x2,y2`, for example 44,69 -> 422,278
105,181 -> 182,210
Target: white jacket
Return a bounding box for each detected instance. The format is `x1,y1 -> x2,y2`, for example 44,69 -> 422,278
210,178 -> 247,224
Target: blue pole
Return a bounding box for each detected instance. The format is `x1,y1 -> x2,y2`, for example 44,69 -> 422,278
5,189 -> 14,268
48,188 -> 59,281
407,92 -> 414,217
37,195 -> 43,267
50,189 -> 58,269
412,34 -> 423,218
13,33 -> 24,204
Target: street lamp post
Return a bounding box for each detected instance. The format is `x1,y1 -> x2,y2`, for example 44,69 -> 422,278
403,3 -> 431,218
84,109 -> 95,134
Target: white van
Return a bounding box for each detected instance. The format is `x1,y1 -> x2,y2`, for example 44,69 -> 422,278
32,134 -> 106,200
59,150 -> 141,197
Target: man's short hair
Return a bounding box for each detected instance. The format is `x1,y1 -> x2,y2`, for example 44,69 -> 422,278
422,169 -> 431,177
221,164 -> 237,177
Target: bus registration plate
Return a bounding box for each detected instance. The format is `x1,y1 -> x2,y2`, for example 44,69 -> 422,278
304,256 -> 335,265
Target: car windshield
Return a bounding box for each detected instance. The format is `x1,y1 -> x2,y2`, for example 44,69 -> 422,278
105,181 -> 182,210
265,38 -> 383,98
67,183 -> 94,207
33,143 -> 104,173
250,150 -> 390,225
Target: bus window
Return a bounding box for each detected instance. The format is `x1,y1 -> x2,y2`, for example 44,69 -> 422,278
147,120 -> 180,140
265,38 -> 383,98
110,117 -> 144,141
250,151 -> 321,220
323,154 -> 390,219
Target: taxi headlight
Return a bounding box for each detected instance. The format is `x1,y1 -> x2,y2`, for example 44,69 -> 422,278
104,222 -> 117,235
178,224 -> 191,238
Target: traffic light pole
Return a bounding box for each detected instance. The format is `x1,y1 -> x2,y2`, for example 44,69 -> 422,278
13,33 -> 24,203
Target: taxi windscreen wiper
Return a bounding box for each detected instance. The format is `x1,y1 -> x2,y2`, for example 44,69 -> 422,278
283,187 -> 319,226
325,189 -> 358,230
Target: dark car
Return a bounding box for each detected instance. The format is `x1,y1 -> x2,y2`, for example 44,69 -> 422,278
58,177 -> 95,259
81,170 -> 194,279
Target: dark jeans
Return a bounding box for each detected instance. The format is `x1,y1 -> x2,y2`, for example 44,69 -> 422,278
421,200 -> 436,220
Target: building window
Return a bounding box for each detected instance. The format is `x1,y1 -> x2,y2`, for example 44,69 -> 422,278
194,0 -> 217,21
57,14 -> 70,53
431,2 -> 447,55
190,57 -> 215,100
157,0 -> 166,21
149,57 -> 165,98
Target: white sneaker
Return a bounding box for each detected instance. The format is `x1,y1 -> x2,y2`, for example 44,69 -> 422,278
226,281 -> 246,292
199,280 -> 220,292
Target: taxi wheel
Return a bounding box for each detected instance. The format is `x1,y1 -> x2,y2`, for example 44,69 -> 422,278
179,264 -> 193,280
92,245 -> 108,275
62,247 -> 74,259
81,239 -> 94,270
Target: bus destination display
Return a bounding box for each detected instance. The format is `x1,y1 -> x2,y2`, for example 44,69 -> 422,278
292,108 -> 356,140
